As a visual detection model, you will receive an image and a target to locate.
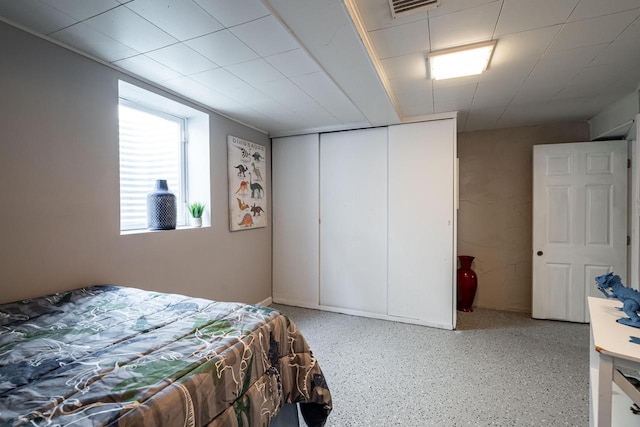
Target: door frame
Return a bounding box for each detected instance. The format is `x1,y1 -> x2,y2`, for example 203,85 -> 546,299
532,140 -> 628,322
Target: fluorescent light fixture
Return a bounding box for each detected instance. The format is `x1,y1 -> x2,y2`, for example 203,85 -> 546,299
428,40 -> 496,80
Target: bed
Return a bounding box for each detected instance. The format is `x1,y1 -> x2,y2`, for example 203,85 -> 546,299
0,285 -> 332,426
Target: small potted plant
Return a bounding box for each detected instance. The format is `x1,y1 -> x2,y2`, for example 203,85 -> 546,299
188,202 -> 206,227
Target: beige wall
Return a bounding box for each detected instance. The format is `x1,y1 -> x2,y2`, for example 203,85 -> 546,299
0,22 -> 272,304
457,123 -> 590,312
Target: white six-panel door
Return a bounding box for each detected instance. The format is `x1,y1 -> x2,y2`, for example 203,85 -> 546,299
532,140 -> 627,322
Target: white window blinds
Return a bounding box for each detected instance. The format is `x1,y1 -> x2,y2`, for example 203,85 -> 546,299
118,103 -> 185,231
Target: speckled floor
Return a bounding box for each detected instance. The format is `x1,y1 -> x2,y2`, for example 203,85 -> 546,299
273,305 -> 591,427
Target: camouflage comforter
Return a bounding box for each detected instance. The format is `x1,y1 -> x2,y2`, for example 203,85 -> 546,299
0,286 -> 331,426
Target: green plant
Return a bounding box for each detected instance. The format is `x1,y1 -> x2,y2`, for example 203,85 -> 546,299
188,202 -> 206,218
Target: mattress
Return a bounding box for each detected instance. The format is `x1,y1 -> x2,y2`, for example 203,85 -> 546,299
0,285 -> 332,426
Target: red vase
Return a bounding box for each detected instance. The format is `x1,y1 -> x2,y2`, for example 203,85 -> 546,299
457,255 -> 477,312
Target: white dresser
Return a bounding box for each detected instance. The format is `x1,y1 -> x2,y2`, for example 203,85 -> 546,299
589,296 -> 640,426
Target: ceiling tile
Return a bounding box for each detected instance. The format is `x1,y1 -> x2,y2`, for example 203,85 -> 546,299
429,0 -> 500,18
590,37 -> 640,67
114,54 -> 182,81
84,6 -> 177,52
50,22 -> 139,62
429,1 -> 501,50
190,67 -> 247,92
227,106 -> 281,132
394,86 -> 433,108
583,70 -> 640,113
480,56 -> 538,85
221,84 -> 274,106
511,70 -> 579,105
571,103 -> 604,123
368,18 -> 429,59
194,0 -> 269,27
532,44 -> 607,75
295,103 -> 341,128
185,30 -> 258,66
569,63 -> 627,87
388,75 -> 433,94
290,72 -> 367,123
499,99 -> 585,127
258,79 -> 340,128
190,69 -> 275,109
494,0 -> 579,36
549,10 -> 640,51
39,0 -> 120,21
463,105 -> 504,131
588,63 -> 640,104
553,82 -> 604,101
199,93 -> 248,115
380,53 -> 426,80
267,0 -> 356,49
472,80 -> 521,108
160,76 -> 218,102
124,0 -> 223,41
189,89 -> 242,112
619,15 -> 640,40
0,0 -> 77,34
568,0 -> 640,22
247,102 -> 311,132
145,43 -> 218,75
259,78 -> 310,106
248,98 -> 303,125
265,48 -> 321,78
433,81 -> 477,112
490,26 -> 561,66
230,15 -> 299,57
223,105 -> 262,123
225,58 -> 284,86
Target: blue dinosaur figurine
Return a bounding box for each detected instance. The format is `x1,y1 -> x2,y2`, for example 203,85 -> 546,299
596,272 -> 640,328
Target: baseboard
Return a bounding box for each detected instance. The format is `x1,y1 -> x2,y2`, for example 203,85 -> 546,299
256,296 -> 273,307
273,297 -> 454,330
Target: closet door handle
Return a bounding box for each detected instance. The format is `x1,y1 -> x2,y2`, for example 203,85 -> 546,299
537,251 -> 543,256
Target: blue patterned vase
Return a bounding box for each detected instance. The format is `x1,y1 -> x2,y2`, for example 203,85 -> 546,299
147,180 -> 177,230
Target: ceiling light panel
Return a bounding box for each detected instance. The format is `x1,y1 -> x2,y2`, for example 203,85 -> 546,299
428,40 -> 496,80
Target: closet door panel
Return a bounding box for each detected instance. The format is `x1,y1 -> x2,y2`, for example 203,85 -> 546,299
272,134 -> 319,306
320,127 -> 388,314
388,120 -> 455,327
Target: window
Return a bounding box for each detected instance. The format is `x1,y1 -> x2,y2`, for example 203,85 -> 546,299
118,80 -> 210,233
119,102 -> 186,231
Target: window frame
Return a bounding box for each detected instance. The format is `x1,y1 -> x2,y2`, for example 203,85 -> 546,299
117,79 -> 211,235
118,98 -> 189,231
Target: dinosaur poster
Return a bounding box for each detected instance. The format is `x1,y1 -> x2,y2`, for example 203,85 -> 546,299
228,135 -> 267,231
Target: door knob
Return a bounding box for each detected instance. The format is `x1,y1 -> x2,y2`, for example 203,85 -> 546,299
537,251 -> 543,256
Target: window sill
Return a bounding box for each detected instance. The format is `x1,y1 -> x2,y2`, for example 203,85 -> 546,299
120,225 -> 210,236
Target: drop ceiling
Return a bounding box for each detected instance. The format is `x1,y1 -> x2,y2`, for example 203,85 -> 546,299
1,0 -> 639,137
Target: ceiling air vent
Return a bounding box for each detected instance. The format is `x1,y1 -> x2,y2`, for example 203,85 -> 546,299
388,0 -> 439,18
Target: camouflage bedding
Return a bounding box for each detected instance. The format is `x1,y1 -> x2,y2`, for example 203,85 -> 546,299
0,286 -> 332,426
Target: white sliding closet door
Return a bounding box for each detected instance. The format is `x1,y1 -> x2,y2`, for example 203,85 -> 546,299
272,134 -> 320,306
388,120 -> 456,328
320,127 -> 388,314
